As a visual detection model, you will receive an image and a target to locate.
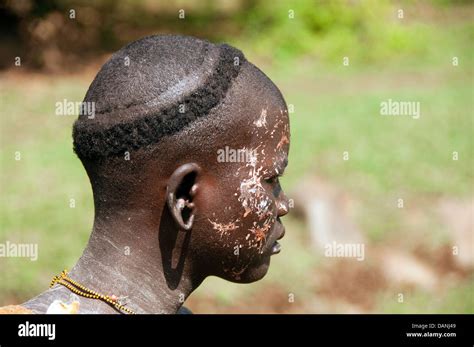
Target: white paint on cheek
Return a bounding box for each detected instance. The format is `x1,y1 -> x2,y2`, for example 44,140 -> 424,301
236,145 -> 275,220
277,135 -> 289,149
248,217 -> 273,253
238,165 -> 269,218
208,218 -> 240,238
254,108 -> 268,128
257,197 -> 270,211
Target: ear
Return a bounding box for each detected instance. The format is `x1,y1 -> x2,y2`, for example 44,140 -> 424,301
166,163 -> 201,231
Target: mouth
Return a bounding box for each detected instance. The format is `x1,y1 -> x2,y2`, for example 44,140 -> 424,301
271,241 -> 281,255
270,224 -> 285,255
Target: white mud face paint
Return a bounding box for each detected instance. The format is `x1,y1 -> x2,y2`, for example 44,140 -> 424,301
253,108 -> 267,128
235,148 -> 277,254
208,218 -> 240,238
248,217 -> 274,253
210,107 -> 290,279
237,146 -> 272,220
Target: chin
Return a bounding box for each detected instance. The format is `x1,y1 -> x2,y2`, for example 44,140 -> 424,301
228,255 -> 272,283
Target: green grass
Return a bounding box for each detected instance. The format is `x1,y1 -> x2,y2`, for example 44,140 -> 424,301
279,65 -> 473,242
376,280 -> 474,313
0,79 -> 93,301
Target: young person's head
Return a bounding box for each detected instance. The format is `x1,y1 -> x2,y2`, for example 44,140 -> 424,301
73,35 -> 290,285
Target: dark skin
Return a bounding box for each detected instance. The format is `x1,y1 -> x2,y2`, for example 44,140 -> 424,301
24,70 -> 290,314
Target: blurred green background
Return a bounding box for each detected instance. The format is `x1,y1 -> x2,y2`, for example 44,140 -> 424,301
0,0 -> 473,313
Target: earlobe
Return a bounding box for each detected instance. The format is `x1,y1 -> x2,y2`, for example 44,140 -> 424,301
166,163 -> 201,231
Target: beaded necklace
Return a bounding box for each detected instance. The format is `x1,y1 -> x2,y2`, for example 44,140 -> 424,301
50,269 -> 135,314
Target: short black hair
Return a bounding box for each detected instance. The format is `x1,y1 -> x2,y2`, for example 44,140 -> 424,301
72,35 -> 246,160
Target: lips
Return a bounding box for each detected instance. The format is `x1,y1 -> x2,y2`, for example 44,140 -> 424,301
270,224 -> 285,255
271,241 -> 281,254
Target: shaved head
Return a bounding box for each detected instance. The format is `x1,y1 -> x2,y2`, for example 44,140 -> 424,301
73,35 -> 245,159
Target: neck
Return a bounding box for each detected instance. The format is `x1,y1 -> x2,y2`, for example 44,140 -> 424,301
67,208 -> 202,314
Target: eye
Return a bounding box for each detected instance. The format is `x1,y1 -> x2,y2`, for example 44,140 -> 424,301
264,175 -> 280,185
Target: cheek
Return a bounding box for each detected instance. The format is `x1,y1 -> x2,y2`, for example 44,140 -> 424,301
202,167 -> 277,280
207,176 -> 277,258
238,186 -> 276,253
200,179 -> 247,243
205,189 -> 276,248
238,177 -> 273,219
220,188 -> 276,281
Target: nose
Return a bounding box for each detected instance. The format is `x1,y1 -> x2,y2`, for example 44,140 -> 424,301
277,192 -> 290,217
